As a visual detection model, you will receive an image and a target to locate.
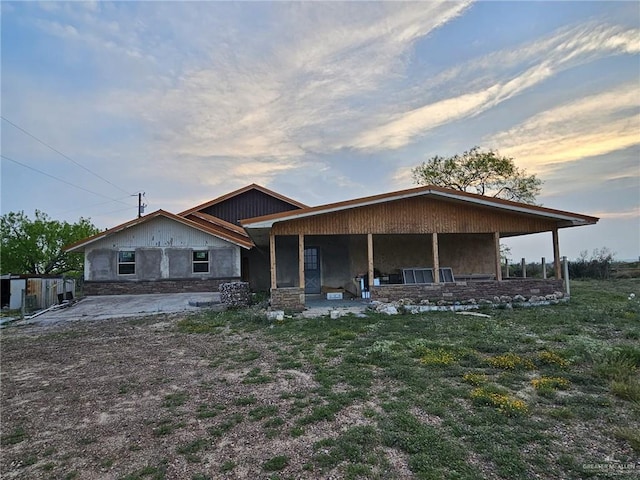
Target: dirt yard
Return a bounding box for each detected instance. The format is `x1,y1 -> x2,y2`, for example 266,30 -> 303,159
2,283 -> 639,479
0,315 -> 345,480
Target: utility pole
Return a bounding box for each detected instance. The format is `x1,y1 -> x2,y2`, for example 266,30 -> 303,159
136,192 -> 147,218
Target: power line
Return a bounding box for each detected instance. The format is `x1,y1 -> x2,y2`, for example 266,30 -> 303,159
1,115 -> 132,195
1,154 -> 133,207
54,195 -> 136,216
100,205 -> 144,216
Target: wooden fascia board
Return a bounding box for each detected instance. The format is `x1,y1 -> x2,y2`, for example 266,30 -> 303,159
64,209 -> 252,252
186,212 -> 249,237
185,213 -> 254,249
241,187 -> 599,230
64,210 -> 167,252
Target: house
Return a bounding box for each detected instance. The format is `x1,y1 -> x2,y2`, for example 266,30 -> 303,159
65,183 -> 598,305
65,185 -> 305,295
179,183 -> 307,291
239,185 -> 599,310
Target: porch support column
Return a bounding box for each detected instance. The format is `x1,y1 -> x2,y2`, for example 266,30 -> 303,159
298,234 -> 305,290
494,232 -> 502,281
367,233 -> 374,289
552,227 -> 561,280
269,232 -> 277,290
432,233 -> 440,283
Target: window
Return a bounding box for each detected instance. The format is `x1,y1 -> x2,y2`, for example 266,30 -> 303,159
118,251 -> 136,275
193,250 -> 209,273
403,268 -> 434,284
304,247 -> 319,271
402,267 -> 455,284
438,268 -> 455,283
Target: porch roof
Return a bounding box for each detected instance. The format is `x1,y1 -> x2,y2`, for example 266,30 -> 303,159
239,185 -> 598,244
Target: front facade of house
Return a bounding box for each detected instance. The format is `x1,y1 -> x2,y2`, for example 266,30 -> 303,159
65,185 -> 306,295
240,186 -> 599,310
65,211 -> 251,295
66,184 -> 598,302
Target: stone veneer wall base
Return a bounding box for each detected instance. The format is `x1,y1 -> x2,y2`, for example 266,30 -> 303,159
370,279 -> 564,303
83,278 -> 239,295
270,287 -> 305,311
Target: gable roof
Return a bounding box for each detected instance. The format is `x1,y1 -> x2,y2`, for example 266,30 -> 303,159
179,183 -> 308,217
183,211 -> 254,248
240,185 -> 599,229
64,209 -> 253,253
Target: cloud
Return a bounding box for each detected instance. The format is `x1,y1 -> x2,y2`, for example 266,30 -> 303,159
42,2 -> 471,164
351,62 -> 554,150
590,209 -> 639,220
489,83 -> 640,172
350,22 -> 639,152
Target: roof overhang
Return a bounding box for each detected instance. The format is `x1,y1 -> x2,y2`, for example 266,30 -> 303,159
65,209 -> 253,252
240,186 -> 599,231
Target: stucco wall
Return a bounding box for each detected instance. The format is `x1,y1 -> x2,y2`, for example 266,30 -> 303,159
244,247 -> 271,292
167,248 -> 192,277
138,249 -> 163,280
82,217 -> 242,283
275,236 -> 299,287
85,246 -> 240,282
86,249 -> 117,281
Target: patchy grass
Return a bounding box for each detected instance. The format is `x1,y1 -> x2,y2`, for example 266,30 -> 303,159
1,279 -> 639,479
263,455 -> 289,472
1,426 -> 26,446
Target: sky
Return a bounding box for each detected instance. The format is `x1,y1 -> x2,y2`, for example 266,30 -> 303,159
1,1 -> 639,262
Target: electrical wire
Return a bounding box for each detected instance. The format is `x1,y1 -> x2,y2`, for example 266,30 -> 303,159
53,195 -> 136,216
1,154 -> 133,207
1,115 -> 132,195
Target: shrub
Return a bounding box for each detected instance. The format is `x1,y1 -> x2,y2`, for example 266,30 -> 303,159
488,353 -> 535,370
419,348 -> 457,366
470,388 -> 528,416
568,248 -> 615,279
462,373 -> 488,386
610,379 -> 640,402
538,350 -> 569,368
531,377 -> 570,391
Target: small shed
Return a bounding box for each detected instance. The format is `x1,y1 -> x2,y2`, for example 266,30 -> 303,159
1,275 -> 76,311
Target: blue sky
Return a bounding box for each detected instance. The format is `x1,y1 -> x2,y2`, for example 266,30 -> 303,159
2,1 -> 639,262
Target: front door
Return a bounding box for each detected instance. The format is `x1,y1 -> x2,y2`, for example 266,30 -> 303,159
304,247 -> 321,294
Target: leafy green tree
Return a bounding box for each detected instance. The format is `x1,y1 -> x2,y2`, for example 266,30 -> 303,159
0,210 -> 99,275
412,146 -> 543,204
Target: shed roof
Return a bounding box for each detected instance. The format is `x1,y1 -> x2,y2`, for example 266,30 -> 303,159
64,209 -> 254,252
240,184 -> 599,230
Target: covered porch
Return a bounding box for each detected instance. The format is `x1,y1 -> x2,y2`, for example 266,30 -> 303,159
264,231 -> 565,311
240,185 -> 598,311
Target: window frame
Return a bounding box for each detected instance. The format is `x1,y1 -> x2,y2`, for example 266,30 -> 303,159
118,250 -> 136,275
192,250 -> 210,274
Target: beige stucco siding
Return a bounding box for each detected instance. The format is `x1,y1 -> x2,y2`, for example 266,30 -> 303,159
83,217 -> 240,281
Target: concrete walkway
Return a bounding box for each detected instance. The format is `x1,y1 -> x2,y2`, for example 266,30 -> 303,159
301,296 -> 371,318
10,292 -> 221,327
